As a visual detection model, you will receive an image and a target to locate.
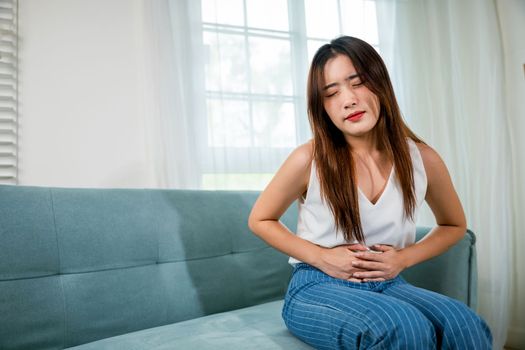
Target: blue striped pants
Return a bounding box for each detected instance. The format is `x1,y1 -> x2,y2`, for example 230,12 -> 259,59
282,264 -> 492,349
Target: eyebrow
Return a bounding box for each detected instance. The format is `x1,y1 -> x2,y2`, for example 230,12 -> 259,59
322,73 -> 360,91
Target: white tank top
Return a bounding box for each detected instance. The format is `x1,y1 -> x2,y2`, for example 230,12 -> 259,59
289,139 -> 427,265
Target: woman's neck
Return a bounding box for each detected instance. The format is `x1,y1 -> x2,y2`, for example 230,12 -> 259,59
346,134 -> 379,156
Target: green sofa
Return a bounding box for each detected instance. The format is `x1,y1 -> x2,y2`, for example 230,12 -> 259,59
0,185 -> 477,349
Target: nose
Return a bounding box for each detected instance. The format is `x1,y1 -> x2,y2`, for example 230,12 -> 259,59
342,87 -> 358,109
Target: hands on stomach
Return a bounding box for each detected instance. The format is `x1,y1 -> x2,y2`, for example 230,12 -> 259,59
318,244 -> 406,282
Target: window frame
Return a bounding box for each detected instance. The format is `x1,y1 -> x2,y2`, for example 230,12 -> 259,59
192,0 -> 378,184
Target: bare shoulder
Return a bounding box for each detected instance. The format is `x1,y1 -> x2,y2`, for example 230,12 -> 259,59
288,140 -> 314,168
414,142 -> 466,228
267,140 -> 313,196
414,142 -> 453,190
266,140 -> 313,191
250,141 -> 313,220
415,142 -> 447,173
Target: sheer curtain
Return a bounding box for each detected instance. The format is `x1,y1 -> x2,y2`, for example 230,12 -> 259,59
144,0 -> 307,190
376,1 -> 512,348
142,0 -> 203,188
143,0 -> 379,190
144,0 -> 512,347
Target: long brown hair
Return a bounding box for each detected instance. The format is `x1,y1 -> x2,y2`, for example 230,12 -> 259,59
307,36 -> 424,243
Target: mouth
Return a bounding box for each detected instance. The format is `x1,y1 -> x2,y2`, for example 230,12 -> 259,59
345,111 -> 365,122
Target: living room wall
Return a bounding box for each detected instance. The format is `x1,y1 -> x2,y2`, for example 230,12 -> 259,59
17,0 -> 154,188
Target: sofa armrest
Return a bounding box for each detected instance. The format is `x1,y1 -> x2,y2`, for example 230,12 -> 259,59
400,227 -> 477,310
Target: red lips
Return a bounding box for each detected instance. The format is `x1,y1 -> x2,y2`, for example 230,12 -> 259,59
346,111 -> 365,122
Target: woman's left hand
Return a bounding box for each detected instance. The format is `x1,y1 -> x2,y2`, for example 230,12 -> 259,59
350,245 -> 408,282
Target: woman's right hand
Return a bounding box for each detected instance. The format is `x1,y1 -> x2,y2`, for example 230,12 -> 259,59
317,244 -> 370,282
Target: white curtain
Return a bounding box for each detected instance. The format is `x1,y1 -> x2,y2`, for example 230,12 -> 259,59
142,0 -> 380,191
142,0 -> 202,188
376,1 -> 512,348
143,0 -> 514,347
496,1 -> 525,346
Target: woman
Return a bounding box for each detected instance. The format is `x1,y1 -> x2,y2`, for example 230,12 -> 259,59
248,36 -> 492,349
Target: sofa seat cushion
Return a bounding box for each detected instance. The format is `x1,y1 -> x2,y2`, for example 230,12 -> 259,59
66,300 -> 312,350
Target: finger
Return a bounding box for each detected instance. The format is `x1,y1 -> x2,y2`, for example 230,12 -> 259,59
371,244 -> 394,252
348,277 -> 363,283
351,267 -> 367,273
347,244 -> 368,251
354,252 -> 384,261
352,260 -> 383,270
353,270 -> 385,279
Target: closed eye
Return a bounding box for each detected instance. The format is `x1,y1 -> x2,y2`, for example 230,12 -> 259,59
348,74 -> 363,87
350,78 -> 364,87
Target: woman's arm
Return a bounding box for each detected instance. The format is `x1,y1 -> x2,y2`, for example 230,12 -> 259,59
351,143 -> 467,281
248,142 -> 321,265
248,142 -> 367,281
397,143 -> 467,267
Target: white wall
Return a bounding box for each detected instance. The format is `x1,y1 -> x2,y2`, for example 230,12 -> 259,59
497,0 -> 525,348
18,0 -> 154,188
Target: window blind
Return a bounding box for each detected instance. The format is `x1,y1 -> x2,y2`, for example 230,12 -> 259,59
0,0 -> 17,184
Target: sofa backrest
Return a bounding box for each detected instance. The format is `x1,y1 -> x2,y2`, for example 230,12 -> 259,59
0,185 -> 478,350
404,227 -> 477,310
0,185 -> 297,349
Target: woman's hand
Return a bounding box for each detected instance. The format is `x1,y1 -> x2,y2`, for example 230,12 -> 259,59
317,244 -> 370,282
350,245 -> 408,282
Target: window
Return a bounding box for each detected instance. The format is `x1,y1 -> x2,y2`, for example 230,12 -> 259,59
0,0 -> 17,185
197,0 -> 378,189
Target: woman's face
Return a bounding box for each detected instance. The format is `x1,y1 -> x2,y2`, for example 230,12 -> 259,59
322,54 -> 380,143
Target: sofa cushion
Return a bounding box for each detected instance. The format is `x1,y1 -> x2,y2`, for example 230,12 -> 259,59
402,227 -> 477,309
65,300 -> 312,350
